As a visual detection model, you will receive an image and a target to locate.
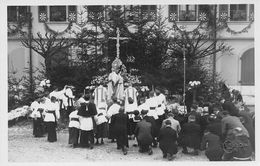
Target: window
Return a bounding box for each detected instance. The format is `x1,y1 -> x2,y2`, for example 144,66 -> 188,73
141,5 -> 157,21
230,4 -> 247,21
38,6 -> 77,22
169,5 -> 199,22
50,6 -> 67,22
179,5 -> 197,21
8,6 -> 28,22
87,6 -> 104,21
219,4 -> 251,22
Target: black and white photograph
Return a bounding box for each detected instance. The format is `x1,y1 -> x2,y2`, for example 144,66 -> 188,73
2,0 -> 259,163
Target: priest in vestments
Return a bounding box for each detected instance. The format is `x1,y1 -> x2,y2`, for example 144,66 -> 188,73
115,71 -> 124,102
107,69 -> 119,102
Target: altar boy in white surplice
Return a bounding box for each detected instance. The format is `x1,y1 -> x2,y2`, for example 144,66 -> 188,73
93,84 -> 108,109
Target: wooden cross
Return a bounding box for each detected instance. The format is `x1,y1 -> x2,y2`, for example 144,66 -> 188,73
109,28 -> 128,59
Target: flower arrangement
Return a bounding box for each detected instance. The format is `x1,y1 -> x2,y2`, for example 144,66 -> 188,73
39,79 -> 51,88
140,86 -> 149,92
85,85 -> 96,90
124,73 -> 142,85
188,80 -> 201,90
8,106 -> 30,121
91,74 -> 109,85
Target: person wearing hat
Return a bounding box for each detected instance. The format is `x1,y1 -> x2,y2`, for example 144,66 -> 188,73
135,110 -> 153,155
158,120 -> 178,161
179,115 -> 201,155
110,108 -> 129,155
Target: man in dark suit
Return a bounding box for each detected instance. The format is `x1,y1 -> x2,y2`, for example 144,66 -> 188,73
142,110 -> 158,147
110,107 -> 129,155
179,115 -> 201,155
158,120 -> 178,161
135,110 -> 153,155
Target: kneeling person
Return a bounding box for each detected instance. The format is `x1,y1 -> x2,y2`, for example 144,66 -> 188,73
158,120 -> 178,160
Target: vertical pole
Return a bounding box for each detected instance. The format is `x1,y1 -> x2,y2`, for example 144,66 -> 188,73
212,5 -> 217,91
183,45 -> 186,112
28,7 -> 33,100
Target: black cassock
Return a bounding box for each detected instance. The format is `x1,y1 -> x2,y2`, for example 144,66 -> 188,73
77,102 -> 97,147
179,122 -> 201,149
110,112 -> 129,149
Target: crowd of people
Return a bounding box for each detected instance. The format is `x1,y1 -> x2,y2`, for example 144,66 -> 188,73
29,83 -> 255,161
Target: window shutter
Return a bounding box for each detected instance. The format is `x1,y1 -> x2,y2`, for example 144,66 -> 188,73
169,5 -> 178,22
38,6 -> 48,22
219,4 -> 228,21
68,6 -> 77,22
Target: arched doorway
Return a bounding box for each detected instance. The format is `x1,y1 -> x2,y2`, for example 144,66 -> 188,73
240,48 -> 254,85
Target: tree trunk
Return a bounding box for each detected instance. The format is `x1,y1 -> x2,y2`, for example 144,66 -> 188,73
45,57 -> 52,78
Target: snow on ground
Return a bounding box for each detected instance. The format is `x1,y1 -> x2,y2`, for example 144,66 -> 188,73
8,120 -> 209,162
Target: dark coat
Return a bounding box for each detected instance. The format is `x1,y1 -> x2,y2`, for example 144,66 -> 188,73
77,102 -> 97,117
201,132 -> 223,161
111,112 -> 128,134
110,112 -> 129,147
158,126 -> 178,155
179,122 -> 201,149
206,121 -> 222,139
188,111 -> 201,124
135,120 -> 153,145
143,115 -> 157,137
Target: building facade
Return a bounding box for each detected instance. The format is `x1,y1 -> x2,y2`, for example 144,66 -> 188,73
7,4 -> 255,104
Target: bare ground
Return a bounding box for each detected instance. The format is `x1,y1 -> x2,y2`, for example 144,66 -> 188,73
8,120 -> 209,162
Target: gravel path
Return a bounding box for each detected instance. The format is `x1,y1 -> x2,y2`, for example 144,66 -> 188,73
8,120 -> 209,162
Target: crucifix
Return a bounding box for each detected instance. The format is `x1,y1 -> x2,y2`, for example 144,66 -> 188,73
109,27 -> 128,59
